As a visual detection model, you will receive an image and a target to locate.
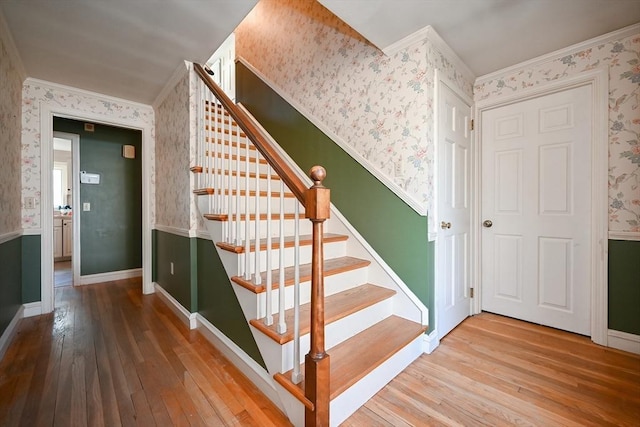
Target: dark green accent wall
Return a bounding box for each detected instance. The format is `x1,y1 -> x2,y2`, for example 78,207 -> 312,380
0,237 -> 22,336
53,117 -> 142,276
608,240 -> 640,335
196,238 -> 266,368
21,235 -> 41,303
154,230 -> 193,312
236,63 -> 435,330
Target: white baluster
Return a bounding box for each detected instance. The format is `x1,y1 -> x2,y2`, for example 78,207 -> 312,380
227,117 -> 234,244
206,91 -> 213,215
264,165 -> 273,326
213,99 -> 220,214
253,149 -> 262,285
235,128 -> 242,247
277,180 -> 286,334
243,140 -> 251,280
292,201 -> 302,384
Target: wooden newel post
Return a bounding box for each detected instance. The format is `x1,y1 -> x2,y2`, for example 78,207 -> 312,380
304,166 -> 330,427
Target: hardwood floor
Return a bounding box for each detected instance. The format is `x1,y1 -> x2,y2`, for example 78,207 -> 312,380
54,261 -> 72,288
0,278 -> 291,427
343,312 -> 640,426
2,280 -> 639,426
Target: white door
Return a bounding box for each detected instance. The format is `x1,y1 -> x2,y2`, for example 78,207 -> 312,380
206,33 -> 235,101
481,85 -> 592,335
437,82 -> 472,339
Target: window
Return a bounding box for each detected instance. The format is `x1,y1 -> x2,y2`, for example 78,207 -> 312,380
53,162 -> 68,209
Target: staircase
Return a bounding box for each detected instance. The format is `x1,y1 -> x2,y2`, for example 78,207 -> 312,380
191,64 -> 427,426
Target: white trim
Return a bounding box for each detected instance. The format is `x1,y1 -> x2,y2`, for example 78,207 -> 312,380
607,330 -> 640,355
195,313 -> 284,411
77,268 -> 142,286
0,230 -> 21,245
422,330 -> 439,354
476,23 -> 640,85
195,229 -> 211,240
154,283 -> 197,329
473,68 -> 609,346
382,25 -> 430,56
609,231 -> 640,241
0,10 -> 27,81
423,26 -> 475,84
22,301 -> 42,318
154,224 -> 191,239
152,60 -> 190,109
39,87 -> 154,313
236,56 -> 427,216
0,305 -> 23,361
21,228 -> 42,236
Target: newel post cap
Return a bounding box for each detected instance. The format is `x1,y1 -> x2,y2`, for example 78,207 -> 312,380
305,166 -> 330,220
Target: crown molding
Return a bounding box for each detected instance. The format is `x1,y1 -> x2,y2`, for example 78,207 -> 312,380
382,25 -> 476,84
0,10 -> 26,81
24,77 -> 154,112
476,23 -> 640,85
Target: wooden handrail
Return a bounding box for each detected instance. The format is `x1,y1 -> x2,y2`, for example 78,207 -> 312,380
194,63 -> 308,204
194,64 -> 330,426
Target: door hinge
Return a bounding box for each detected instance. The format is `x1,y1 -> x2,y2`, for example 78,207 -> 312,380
470,119 -> 474,131
470,288 -> 474,298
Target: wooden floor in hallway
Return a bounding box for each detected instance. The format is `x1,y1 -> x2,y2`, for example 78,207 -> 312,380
2,279 -> 639,426
343,312 -> 640,427
0,278 -> 291,427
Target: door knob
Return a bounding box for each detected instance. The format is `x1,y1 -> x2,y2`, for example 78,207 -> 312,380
440,221 -> 452,229
483,220 -> 493,228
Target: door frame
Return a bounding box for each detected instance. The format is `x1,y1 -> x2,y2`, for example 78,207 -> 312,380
52,131 -> 81,286
473,68 -> 609,346
41,106 -> 153,314
433,69 -> 475,343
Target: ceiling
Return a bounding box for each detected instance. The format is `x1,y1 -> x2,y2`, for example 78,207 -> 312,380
1,0 -> 638,105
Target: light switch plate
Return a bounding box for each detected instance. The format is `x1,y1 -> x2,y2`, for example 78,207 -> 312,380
83,202 -> 91,211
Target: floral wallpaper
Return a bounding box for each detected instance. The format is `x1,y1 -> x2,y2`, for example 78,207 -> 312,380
22,80 -> 155,230
155,68 -> 192,231
475,32 -> 640,233
236,0 -> 474,222
0,32 -> 23,235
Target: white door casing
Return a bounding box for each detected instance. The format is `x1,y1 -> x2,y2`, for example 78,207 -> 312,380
478,75 -> 607,339
206,33 -> 236,102
435,73 -> 473,340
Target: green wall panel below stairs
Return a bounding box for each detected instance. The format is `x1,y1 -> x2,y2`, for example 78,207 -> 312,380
154,230 -> 193,312
608,239 -> 640,335
0,237 -> 22,337
237,62 -> 435,331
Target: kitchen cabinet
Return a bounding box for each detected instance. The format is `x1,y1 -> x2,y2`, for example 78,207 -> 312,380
54,217 -> 72,260
63,219 -> 73,258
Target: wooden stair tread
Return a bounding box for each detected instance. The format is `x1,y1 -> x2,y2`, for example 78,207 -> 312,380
231,256 -> 371,293
275,316 -> 426,400
204,212 -> 303,222
193,188 -> 296,198
217,233 -> 347,254
189,167 -> 281,181
250,284 -> 396,344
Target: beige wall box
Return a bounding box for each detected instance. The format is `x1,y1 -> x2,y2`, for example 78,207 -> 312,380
80,171 -> 100,184
84,123 -> 95,132
122,145 -> 135,159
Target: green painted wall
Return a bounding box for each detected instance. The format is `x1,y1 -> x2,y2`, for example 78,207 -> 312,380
0,237 -> 22,336
21,235 -> 41,303
53,117 -> 142,275
154,230 -> 194,312
196,238 -> 265,368
236,63 -> 435,330
608,240 -> 640,335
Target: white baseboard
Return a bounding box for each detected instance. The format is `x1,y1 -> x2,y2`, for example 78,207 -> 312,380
608,329 -> 640,355
422,330 -> 439,354
153,283 -> 197,329
77,268 -> 142,286
23,301 -> 43,318
195,313 -> 284,412
0,305 -> 24,362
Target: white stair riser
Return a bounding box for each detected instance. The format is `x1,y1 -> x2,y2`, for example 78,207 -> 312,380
329,335 -> 424,427
197,194 -> 300,215
240,241 -> 347,278
200,175 -> 292,193
196,157 -> 272,175
274,298 -> 394,373
216,218 -> 314,242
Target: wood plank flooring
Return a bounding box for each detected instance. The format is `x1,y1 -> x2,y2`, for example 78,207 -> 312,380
0,278 -> 291,427
343,312 -> 640,426
2,279 -> 639,426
